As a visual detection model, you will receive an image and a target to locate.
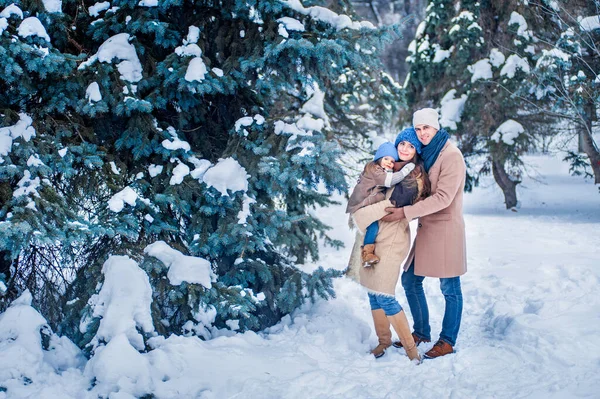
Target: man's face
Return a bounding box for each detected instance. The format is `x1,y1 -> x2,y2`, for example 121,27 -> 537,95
414,124 -> 439,146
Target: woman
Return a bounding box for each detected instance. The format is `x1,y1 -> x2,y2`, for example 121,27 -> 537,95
349,127 -> 430,362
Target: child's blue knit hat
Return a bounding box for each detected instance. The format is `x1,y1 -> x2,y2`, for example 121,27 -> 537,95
394,127 -> 423,154
373,142 -> 399,162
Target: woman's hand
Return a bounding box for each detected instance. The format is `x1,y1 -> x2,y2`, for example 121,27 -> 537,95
381,207 -> 406,222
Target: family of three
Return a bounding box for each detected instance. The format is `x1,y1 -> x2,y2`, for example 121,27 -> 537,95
346,108 -> 467,363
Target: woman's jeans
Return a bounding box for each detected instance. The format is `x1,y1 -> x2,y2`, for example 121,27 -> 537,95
368,293 -> 402,316
401,260 -> 463,346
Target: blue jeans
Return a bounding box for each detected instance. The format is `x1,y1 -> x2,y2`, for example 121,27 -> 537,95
368,293 -> 402,316
401,260 -> 463,346
364,222 -> 379,245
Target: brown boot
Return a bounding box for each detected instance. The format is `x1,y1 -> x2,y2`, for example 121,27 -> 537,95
392,333 -> 430,349
361,244 -> 380,267
424,340 -> 454,359
370,309 -> 392,358
388,311 -> 421,363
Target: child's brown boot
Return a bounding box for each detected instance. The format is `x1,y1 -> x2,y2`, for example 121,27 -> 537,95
361,244 -> 380,267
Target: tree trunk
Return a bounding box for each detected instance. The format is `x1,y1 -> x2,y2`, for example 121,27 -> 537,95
581,100 -> 600,184
492,160 -> 519,209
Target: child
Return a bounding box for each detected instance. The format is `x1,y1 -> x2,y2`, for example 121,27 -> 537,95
346,141 -> 415,266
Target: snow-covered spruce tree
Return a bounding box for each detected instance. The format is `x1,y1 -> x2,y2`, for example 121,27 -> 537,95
1,0 -> 403,343
528,0 -> 600,187
0,1 -> 97,318
402,0 -> 553,207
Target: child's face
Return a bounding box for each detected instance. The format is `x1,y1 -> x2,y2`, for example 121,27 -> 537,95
379,156 -> 395,170
397,141 -> 416,161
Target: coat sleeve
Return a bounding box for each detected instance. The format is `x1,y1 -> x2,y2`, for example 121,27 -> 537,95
351,199 -> 394,232
404,150 -> 465,221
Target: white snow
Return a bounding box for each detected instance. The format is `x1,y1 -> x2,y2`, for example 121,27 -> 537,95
26,154 -> 44,167
301,85 -> 327,120
277,17 -> 305,32
580,15 -> 600,32
86,82 -> 102,103
17,17 -> 50,42
144,241 -> 215,288
108,186 -> 138,212
58,148 -> 68,157
212,67 -> 224,77
162,130 -> 191,152
499,54 -> 530,78
281,0 -> 374,31
536,48 -> 570,69
109,161 -> 119,174
415,21 -> 426,38
13,170 -> 40,198
184,26 -> 200,44
88,1 -> 110,17
0,290 -> 49,381
468,58 -> 493,82
169,162 -> 190,185
490,48 -> 506,68
0,155 -> 600,398
237,194 -> 256,225
439,89 -> 468,130
42,0 -> 61,13
184,57 -> 207,82
296,114 -> 324,133
431,44 -> 453,63
0,4 -> 23,19
175,43 -> 202,57
0,281 -> 6,293
508,11 -> 531,39
79,33 -> 143,83
138,0 -> 158,7
490,119 -> 525,145
148,164 -> 163,177
188,157 -> 212,180
452,10 -> 475,22
203,157 -> 249,196
0,18 -> 7,36
0,113 -> 36,158
87,256 -> 154,351
275,121 -> 311,140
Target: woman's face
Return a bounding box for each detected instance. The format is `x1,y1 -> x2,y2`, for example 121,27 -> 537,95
397,141 -> 416,161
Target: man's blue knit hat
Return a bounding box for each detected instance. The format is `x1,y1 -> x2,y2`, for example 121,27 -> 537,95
373,142 -> 399,162
394,127 -> 423,154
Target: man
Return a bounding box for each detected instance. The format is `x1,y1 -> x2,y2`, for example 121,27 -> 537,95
383,108 -> 467,359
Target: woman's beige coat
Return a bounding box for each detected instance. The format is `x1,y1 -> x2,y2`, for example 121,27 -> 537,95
350,194 -> 411,296
352,141 -> 467,279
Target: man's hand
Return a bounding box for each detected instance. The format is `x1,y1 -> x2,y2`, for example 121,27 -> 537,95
381,207 -> 406,222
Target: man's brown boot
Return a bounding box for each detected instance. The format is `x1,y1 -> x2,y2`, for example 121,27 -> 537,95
370,309 -> 392,358
388,311 -> 421,363
361,244 -> 380,267
424,340 -> 454,359
392,333 -> 430,349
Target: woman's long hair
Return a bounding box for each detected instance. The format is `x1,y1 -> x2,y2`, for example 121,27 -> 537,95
405,154 -> 431,202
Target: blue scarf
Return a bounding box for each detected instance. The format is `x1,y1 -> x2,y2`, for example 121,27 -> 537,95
421,128 -> 449,172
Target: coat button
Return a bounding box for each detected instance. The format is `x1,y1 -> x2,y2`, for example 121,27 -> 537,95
418,223 -> 422,228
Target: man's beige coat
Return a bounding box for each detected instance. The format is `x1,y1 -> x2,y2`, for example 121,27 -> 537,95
352,141 -> 467,279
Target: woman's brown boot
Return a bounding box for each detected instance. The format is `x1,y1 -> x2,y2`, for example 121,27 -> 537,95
388,310 -> 422,363
370,309 -> 392,358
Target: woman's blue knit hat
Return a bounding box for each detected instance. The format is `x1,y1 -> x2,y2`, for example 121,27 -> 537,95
394,127 -> 423,154
373,142 -> 399,162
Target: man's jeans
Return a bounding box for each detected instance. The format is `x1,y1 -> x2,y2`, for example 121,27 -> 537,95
401,260 -> 463,346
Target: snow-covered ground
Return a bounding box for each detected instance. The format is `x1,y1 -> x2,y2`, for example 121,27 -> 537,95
1,154 -> 599,398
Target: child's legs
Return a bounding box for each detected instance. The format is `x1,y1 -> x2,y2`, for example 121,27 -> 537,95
363,221 -> 379,245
